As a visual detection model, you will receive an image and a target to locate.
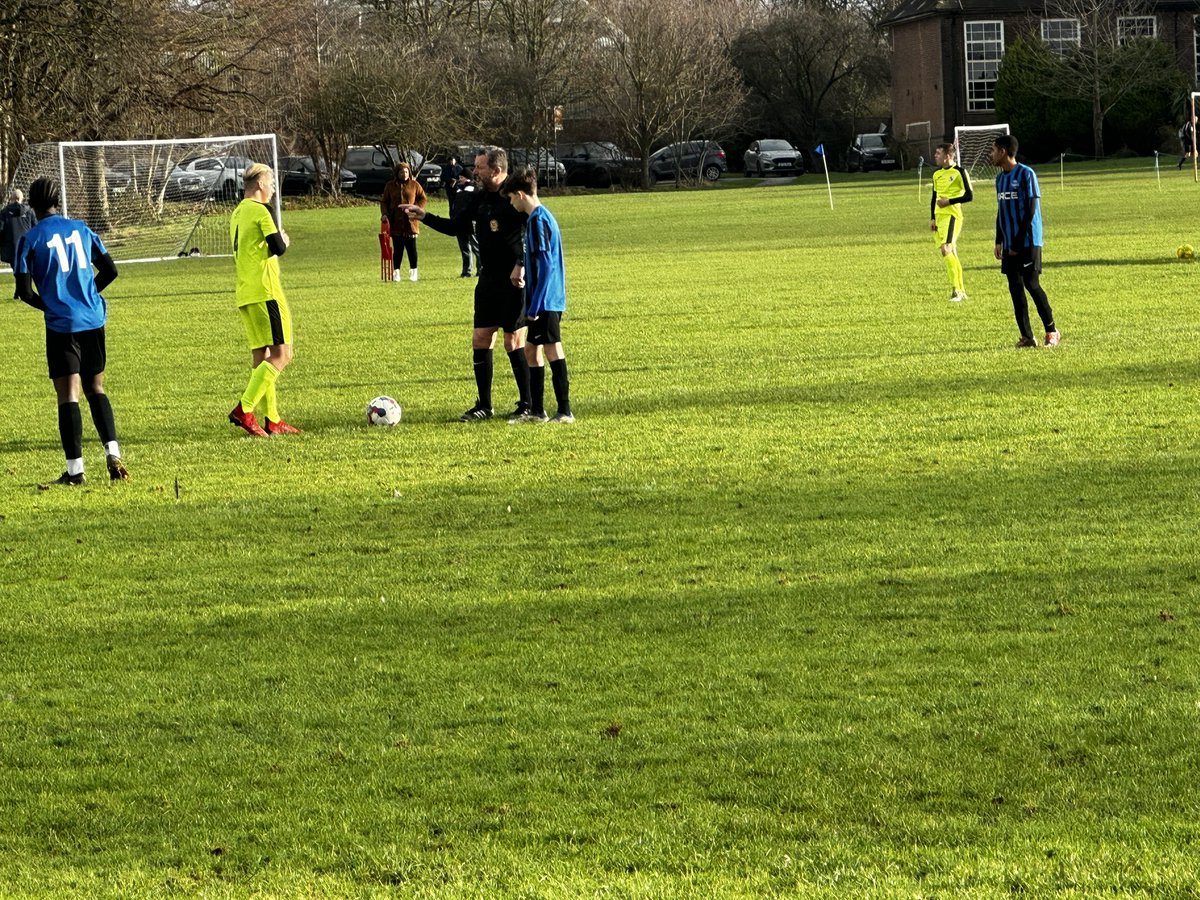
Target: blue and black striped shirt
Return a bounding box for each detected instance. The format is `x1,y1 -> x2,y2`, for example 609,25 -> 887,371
995,163 -> 1043,251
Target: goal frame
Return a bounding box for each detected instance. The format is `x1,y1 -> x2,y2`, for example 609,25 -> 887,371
8,133 -> 280,265
1189,92 -> 1199,181
904,120 -> 933,167
954,123 -> 1010,180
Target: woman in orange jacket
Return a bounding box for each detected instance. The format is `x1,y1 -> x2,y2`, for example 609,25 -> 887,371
380,161 -> 427,282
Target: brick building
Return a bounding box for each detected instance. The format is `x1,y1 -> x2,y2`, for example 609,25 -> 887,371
882,0 -> 1200,142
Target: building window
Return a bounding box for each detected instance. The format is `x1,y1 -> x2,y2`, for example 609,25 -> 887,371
1040,18 -> 1081,55
1118,16 -> 1157,45
965,21 -> 1004,113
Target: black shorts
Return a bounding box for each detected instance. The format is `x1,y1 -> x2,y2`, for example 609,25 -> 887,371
1000,245 -> 1042,276
46,326 -> 106,380
473,277 -> 527,333
527,311 -> 563,346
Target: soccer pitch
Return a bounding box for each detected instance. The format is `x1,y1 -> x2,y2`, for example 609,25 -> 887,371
1,162 -> 1199,897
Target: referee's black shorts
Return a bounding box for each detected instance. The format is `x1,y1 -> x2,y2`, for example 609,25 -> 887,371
1000,245 -> 1042,277
46,326 -> 106,380
473,276 -> 526,333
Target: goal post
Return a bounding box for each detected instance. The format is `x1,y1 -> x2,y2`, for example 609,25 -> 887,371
5,134 -> 279,264
904,121 -> 932,168
1189,92 -> 1199,181
954,123 -> 1010,181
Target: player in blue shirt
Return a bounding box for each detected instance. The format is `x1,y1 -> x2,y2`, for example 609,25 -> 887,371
14,177 -> 130,485
500,168 -> 573,423
992,134 -> 1060,348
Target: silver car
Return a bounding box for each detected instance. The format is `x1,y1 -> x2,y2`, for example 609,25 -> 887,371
744,139 -> 804,177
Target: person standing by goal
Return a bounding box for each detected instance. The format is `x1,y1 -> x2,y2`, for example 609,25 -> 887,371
992,135 -> 1060,348
227,163 -> 301,437
930,142 -> 972,303
13,177 -> 130,485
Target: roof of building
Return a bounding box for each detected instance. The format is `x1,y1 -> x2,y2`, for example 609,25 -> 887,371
881,0 -> 1199,28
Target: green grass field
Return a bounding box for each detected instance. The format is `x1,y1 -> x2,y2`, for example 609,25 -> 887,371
2,161 -> 1199,898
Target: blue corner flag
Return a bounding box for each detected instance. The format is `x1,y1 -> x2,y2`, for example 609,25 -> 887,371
814,143 -> 825,156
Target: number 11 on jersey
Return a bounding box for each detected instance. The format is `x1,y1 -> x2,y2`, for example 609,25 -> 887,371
46,231 -> 88,272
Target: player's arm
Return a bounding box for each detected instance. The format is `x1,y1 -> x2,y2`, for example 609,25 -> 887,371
1011,173 -> 1037,249
995,214 -> 1004,259
258,206 -> 287,256
946,166 -> 973,205
930,186 -> 937,220
14,274 -> 43,310
419,191 -> 477,237
13,239 -> 44,310
91,244 -> 118,292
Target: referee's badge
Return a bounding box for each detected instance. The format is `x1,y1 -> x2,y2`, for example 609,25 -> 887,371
489,219 -> 499,232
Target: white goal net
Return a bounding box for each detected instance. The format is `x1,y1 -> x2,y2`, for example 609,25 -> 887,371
954,123 -> 1009,181
5,134 -> 279,264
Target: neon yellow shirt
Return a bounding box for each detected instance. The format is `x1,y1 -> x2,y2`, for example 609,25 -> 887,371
230,200 -> 285,307
932,165 -> 970,221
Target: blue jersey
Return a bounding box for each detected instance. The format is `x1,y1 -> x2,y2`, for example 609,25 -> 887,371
13,215 -> 109,333
995,163 -> 1043,251
524,205 -> 566,318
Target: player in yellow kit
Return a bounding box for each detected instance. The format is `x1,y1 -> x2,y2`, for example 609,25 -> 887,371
930,142 -> 973,303
227,163 -> 301,437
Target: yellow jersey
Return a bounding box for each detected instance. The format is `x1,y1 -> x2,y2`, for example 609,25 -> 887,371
230,199 -> 286,307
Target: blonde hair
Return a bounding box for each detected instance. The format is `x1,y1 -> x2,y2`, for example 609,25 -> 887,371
243,163 -> 274,191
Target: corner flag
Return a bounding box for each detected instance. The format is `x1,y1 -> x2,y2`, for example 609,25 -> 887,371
814,143 -> 832,209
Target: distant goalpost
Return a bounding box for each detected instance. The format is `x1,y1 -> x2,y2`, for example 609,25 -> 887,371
5,133 -> 279,265
1189,92 -> 1200,181
954,123 -> 1009,181
905,121 -> 933,168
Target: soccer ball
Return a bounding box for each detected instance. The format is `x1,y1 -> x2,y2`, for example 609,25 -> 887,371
1177,244 -> 1195,260
366,396 -> 402,426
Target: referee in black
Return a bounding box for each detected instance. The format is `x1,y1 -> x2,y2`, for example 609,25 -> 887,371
403,146 -> 532,422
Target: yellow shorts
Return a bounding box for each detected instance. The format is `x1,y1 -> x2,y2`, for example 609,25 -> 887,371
238,299 -> 292,350
934,211 -> 961,247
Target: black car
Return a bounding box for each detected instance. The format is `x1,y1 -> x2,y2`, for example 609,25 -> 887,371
279,155 -> 357,195
648,141 -> 728,184
344,146 -> 442,195
558,141 -> 640,187
846,133 -> 898,172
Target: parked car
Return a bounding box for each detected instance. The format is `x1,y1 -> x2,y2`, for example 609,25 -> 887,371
846,133 -> 898,172
648,141 -> 728,184
558,141 -> 640,187
279,155 -> 357,195
165,155 -> 252,200
743,139 -> 804,177
507,148 -> 567,186
433,143 -> 481,181
344,146 -> 442,195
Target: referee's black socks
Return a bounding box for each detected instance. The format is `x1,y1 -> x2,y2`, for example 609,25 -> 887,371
472,348 -> 493,409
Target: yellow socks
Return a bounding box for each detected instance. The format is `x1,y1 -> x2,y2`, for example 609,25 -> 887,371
944,252 -> 964,294
241,361 -> 280,414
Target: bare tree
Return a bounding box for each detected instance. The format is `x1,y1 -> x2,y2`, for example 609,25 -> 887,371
478,0 -> 598,152
1042,0 -> 1164,157
731,0 -> 889,148
584,0 -> 746,189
